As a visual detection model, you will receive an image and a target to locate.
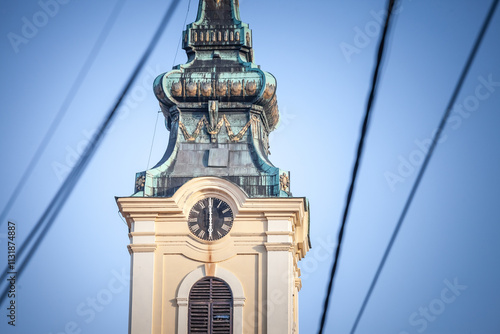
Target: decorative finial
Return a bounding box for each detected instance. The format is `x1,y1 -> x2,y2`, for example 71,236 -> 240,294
194,0 -> 241,24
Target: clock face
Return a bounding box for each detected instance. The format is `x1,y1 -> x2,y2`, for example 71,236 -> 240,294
188,197 -> 234,241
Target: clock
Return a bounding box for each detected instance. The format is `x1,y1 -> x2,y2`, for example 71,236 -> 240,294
188,197 -> 234,241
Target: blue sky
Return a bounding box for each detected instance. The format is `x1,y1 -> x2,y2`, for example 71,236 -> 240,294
1,0 -> 500,333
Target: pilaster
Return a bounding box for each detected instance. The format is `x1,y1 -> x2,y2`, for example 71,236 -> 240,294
127,218 -> 157,334
265,214 -> 295,334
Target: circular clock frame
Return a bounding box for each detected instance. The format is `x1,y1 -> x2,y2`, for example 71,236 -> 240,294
188,197 -> 234,241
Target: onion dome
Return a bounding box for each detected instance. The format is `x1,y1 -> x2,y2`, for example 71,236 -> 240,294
154,0 -> 279,130
134,0 -> 291,199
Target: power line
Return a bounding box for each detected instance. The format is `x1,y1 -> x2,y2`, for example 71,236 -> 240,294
349,1 -> 499,333
0,0 -> 127,228
0,0 -> 181,305
147,110 -> 161,169
317,0 -> 398,333
172,0 -> 192,68
147,0 -> 191,170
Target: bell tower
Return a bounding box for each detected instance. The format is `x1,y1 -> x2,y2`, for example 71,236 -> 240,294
117,1 -> 310,333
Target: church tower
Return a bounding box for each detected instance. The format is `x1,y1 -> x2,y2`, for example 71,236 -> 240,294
117,1 -> 310,333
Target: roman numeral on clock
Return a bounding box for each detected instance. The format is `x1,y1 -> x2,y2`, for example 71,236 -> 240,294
188,197 -> 233,240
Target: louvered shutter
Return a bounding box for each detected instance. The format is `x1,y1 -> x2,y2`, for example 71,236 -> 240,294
188,277 -> 233,334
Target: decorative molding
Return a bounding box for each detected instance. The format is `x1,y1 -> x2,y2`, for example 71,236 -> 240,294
295,278 -> 302,291
224,114 -> 257,142
170,79 -> 259,99
245,80 -> 257,96
200,82 -> 212,97
178,116 -> 206,141
246,32 -> 251,46
230,81 -> 242,96
135,173 -> 146,193
263,84 -> 276,99
189,28 -> 244,46
177,297 -> 188,307
266,231 -> 294,237
264,242 -> 294,252
205,263 -> 217,276
208,101 -> 219,142
177,266 -> 246,305
280,172 -> 290,192
186,82 -> 198,97
216,80 -> 228,96
178,114 -> 259,142
233,297 -> 245,307
128,232 -> 155,237
171,81 -> 182,97
127,244 -> 157,253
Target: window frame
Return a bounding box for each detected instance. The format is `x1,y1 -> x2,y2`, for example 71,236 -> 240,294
188,277 -> 234,334
176,267 -> 245,334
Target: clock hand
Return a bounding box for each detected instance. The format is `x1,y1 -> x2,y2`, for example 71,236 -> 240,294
208,199 -> 213,239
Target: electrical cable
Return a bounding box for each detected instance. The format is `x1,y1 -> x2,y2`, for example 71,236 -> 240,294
349,1 -> 499,332
317,0 -> 397,333
172,0 -> 192,68
0,0 -> 181,305
148,0 -> 191,170
118,210 -> 128,226
0,0 -> 127,228
147,111 -> 161,169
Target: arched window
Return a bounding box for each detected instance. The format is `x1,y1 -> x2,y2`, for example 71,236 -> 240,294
189,277 -> 233,333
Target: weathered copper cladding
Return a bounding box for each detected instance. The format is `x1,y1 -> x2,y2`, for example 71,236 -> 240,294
135,0 -> 290,198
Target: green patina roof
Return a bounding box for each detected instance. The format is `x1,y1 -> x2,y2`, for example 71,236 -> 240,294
133,0 -> 291,199
154,0 -> 279,130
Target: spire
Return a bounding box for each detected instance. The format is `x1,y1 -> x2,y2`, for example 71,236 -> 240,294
155,0 -> 279,131
194,0 -> 241,24
142,0 -> 288,198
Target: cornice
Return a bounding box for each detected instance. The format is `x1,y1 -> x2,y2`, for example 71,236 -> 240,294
127,244 -> 157,254
264,242 -> 294,252
116,197 -> 181,214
